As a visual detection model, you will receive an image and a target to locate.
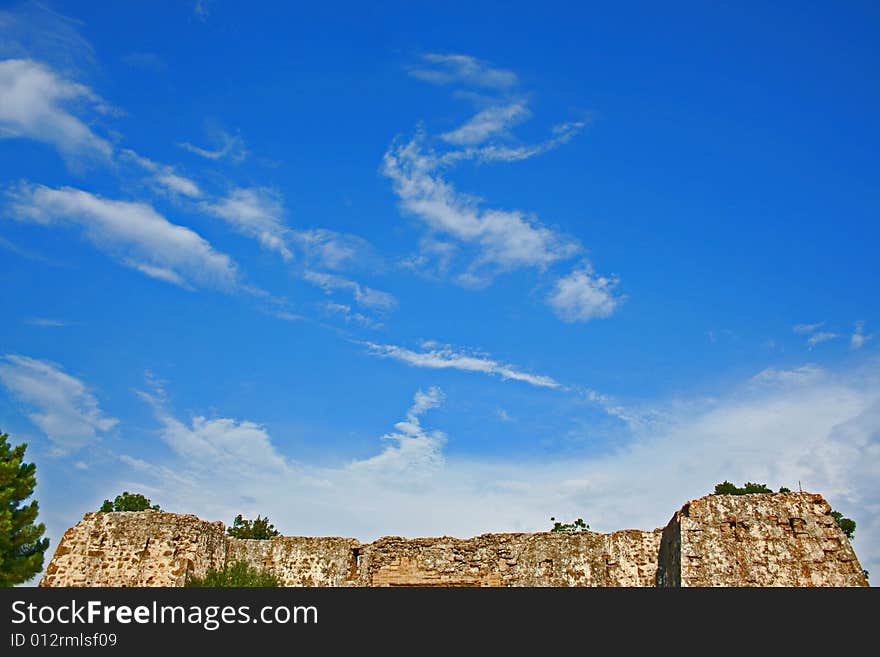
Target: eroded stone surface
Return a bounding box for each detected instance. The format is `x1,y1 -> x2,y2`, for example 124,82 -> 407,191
357,530 -> 661,587
40,493 -> 868,587
659,492 -> 867,587
227,536 -> 359,586
39,511 -> 227,587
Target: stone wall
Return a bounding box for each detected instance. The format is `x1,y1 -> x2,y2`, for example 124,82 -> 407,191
40,492 -> 869,587
656,492 -> 867,587
358,530 -> 661,587
227,537 -> 359,586
40,511 -> 227,587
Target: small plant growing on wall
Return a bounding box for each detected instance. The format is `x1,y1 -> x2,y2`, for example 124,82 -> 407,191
185,559 -> 280,587
549,517 -> 590,532
99,491 -> 161,512
226,514 -> 280,539
712,481 -> 774,495
830,511 -> 856,540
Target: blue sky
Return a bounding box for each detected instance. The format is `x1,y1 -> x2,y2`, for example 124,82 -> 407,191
1,0 -> 878,583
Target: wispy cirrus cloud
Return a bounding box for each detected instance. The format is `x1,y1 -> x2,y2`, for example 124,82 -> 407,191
362,340 -> 561,389
178,128 -> 247,162
440,102 -> 530,146
5,183 -> 240,290
292,228 -> 379,271
304,270 -> 397,312
199,187 -> 292,260
0,58 -> 113,163
807,331 -> 840,349
0,355 -> 117,454
322,301 -> 379,328
792,321 -> 843,350
467,120 -> 587,163
120,149 -> 202,198
408,53 -> 518,89
793,322 -> 825,335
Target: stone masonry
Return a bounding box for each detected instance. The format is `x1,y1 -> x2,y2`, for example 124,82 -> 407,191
40,492 -> 868,587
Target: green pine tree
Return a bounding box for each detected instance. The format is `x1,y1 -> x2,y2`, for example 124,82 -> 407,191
0,431 -> 49,587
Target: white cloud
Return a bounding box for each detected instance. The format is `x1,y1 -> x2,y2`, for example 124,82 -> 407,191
178,129 -> 246,162
383,136 -> 581,279
199,187 -> 292,260
349,387 -> 446,480
292,228 -> 377,271
793,322 -> 824,334
575,386 -> 647,428
120,149 -> 202,198
160,414 -> 289,477
363,341 -> 561,389
807,331 -> 840,349
303,270 -> 397,312
0,355 -> 117,454
155,172 -> 201,198
547,266 -> 622,323
0,58 -> 112,162
852,321 -> 873,350
6,183 -> 240,290
470,120 -> 587,163
750,364 -> 825,386
440,102 -> 530,146
322,301 -> 378,328
408,53 -> 518,89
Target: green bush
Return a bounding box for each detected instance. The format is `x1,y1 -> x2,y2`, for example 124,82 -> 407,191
226,514 -> 280,540
830,511 -> 856,540
99,491 -> 161,512
549,517 -> 590,532
712,481 -> 774,495
185,560 -> 280,587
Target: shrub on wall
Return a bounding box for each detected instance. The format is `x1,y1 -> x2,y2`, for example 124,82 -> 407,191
99,491 -> 161,512
549,517 -> 590,532
712,481 -> 774,495
226,514 -> 280,539
185,559 -> 280,587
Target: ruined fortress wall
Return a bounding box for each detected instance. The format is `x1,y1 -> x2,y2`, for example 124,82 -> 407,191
39,493 -> 869,587
226,537 -> 359,586
662,493 -> 867,587
358,530 -> 661,587
40,512 -> 228,587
